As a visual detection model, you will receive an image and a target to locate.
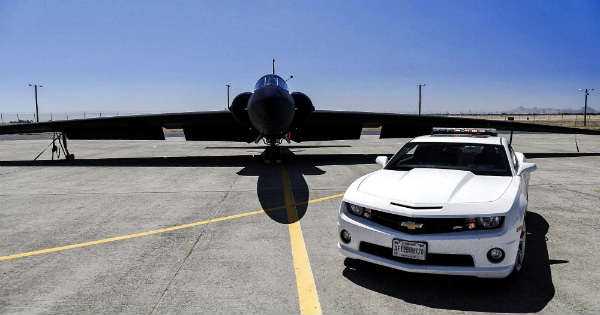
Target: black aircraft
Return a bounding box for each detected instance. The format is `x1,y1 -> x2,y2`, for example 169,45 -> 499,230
1,63 -> 599,161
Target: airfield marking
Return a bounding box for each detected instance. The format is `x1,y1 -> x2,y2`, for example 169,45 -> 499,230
280,166 -> 323,315
0,193 -> 343,262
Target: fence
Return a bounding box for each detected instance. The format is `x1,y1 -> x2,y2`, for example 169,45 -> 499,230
0,112 -> 143,124
444,113 -> 600,128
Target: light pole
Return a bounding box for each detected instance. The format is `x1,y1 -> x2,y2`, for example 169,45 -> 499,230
226,83 -> 231,109
28,83 -> 43,122
578,88 -> 595,127
417,83 -> 426,116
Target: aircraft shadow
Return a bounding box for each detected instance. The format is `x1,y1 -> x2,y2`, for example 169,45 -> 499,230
342,211 -> 557,313
205,144 -> 352,149
232,150 -> 384,224
0,151 -> 385,225
0,152 -> 383,167
236,160 -> 325,224
524,152 -> 600,159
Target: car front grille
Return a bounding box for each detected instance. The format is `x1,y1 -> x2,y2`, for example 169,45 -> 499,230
367,209 -> 485,234
359,242 -> 475,267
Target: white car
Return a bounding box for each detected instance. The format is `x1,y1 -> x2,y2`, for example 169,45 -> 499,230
338,128 -> 537,278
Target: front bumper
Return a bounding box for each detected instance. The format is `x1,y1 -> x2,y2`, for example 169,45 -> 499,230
338,212 -> 520,278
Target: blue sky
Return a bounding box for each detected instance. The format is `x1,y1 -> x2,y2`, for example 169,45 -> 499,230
0,0 -> 598,115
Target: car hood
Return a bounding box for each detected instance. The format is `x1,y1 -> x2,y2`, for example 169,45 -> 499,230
357,168 -> 513,207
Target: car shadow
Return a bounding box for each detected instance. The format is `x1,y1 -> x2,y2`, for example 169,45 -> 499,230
342,211 -> 557,313
0,150 -> 388,225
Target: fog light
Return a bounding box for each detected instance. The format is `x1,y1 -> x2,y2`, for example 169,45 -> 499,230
487,248 -> 505,263
340,229 -> 351,244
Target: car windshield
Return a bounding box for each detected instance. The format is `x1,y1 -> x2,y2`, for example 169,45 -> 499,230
254,74 -> 288,91
385,142 -> 512,176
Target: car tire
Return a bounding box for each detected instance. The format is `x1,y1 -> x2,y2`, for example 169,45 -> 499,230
510,221 -> 527,277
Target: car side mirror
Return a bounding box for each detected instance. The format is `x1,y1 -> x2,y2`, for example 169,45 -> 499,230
375,156 -> 388,168
517,162 -> 537,175
515,152 -> 525,164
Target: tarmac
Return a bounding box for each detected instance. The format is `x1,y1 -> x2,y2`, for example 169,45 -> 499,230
1,133 -> 599,314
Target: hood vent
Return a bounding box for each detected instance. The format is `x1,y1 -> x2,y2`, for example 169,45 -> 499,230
390,202 -> 443,210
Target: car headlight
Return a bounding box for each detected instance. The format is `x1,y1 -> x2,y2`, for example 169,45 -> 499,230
476,216 -> 503,229
344,202 -> 372,219
464,217 -> 503,230
347,203 -> 364,216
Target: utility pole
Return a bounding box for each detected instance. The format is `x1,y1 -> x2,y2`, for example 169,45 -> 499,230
272,58 -> 275,74
28,83 -> 43,122
417,83 -> 426,116
578,88 -> 595,127
226,83 -> 231,109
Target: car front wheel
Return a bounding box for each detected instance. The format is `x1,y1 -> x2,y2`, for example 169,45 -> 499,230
512,221 -> 527,275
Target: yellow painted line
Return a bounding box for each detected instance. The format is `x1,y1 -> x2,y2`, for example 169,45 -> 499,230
281,166 -> 322,315
0,193 -> 343,263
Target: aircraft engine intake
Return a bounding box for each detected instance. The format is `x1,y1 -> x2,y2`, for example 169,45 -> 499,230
290,92 -> 315,129
229,92 -> 253,126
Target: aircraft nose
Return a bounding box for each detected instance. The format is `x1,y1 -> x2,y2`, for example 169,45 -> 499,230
248,86 -> 295,137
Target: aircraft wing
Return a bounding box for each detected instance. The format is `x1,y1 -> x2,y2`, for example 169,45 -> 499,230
291,110 -> 600,141
1,109 -> 598,143
0,111 -> 257,142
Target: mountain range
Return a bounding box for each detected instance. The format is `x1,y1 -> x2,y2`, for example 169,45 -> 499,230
504,106 -> 597,114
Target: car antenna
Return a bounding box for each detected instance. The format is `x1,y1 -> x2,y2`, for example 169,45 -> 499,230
272,58 -> 275,74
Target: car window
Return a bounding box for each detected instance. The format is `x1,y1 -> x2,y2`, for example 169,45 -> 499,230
385,142 -> 512,176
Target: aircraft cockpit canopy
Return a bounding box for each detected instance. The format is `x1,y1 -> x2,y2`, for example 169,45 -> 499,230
254,74 -> 288,91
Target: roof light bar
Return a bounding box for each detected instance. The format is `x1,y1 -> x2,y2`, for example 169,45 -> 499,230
432,127 -> 498,137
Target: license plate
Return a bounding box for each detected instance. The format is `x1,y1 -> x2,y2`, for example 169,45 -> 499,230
392,239 -> 427,260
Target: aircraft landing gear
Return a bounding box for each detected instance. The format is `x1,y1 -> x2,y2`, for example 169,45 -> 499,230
262,145 -> 282,164
261,138 -> 284,164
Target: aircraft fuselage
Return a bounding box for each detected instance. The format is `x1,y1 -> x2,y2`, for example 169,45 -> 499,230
247,84 -> 295,138
229,74 -> 314,145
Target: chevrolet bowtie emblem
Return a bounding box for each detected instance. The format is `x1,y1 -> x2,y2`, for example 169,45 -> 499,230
400,221 -> 424,230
